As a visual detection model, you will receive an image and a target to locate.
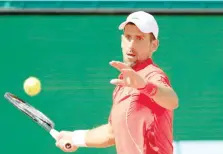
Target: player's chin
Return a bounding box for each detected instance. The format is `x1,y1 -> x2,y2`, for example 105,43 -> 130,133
125,55 -> 137,62
125,58 -> 137,66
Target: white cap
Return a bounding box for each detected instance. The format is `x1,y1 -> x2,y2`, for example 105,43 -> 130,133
118,11 -> 159,39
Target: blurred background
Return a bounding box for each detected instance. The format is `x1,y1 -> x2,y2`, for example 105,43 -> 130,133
0,1 -> 222,154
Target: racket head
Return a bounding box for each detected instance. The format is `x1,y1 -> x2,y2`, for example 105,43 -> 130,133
4,92 -> 55,132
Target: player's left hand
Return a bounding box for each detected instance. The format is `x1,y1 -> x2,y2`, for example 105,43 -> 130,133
109,61 -> 146,89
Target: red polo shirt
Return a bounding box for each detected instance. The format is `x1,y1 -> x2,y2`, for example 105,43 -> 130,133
109,58 -> 173,154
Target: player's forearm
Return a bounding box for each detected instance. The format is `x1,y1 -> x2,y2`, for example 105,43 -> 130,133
151,85 -> 178,110
85,124 -> 115,148
72,124 -> 115,148
140,83 -> 179,110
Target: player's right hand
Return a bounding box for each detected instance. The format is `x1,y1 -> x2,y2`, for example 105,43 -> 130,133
55,131 -> 78,153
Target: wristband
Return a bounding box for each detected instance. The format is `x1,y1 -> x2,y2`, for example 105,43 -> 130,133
72,130 -> 89,147
138,82 -> 158,97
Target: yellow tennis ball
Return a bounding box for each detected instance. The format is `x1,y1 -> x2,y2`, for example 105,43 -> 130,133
23,76 -> 41,96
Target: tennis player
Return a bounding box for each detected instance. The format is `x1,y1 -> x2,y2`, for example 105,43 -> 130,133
56,11 -> 179,154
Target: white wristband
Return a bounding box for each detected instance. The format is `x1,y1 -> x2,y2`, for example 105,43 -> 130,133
72,130 -> 89,147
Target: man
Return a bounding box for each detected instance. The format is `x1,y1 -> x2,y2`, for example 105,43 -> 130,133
55,11 -> 179,154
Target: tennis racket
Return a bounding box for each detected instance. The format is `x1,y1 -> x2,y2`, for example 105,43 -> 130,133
4,92 -> 72,149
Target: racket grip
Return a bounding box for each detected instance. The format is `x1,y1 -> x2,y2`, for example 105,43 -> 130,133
50,129 -> 72,150
50,129 -> 59,140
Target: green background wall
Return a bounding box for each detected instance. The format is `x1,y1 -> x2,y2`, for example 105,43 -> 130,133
1,1 -> 223,9
0,15 -> 222,154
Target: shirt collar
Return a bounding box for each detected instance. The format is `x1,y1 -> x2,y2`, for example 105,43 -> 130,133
132,58 -> 153,71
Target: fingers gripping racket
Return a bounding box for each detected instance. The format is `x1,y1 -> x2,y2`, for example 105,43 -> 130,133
4,92 -> 72,149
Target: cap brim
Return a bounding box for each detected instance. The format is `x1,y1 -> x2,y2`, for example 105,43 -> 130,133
118,20 -> 150,34
118,21 -> 128,30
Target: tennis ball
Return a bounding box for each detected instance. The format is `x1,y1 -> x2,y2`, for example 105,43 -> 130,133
23,76 -> 41,96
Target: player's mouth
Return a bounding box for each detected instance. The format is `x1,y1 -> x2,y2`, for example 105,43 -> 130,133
127,53 -> 136,57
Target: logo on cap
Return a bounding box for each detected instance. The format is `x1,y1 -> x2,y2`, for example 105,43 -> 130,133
131,17 -> 139,20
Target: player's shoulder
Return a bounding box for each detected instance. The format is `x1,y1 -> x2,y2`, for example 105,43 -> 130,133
140,64 -> 172,87
138,63 -> 166,77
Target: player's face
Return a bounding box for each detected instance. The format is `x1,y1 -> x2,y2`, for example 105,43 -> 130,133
122,24 -> 158,66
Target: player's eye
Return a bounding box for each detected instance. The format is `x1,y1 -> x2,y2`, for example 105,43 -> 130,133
125,35 -> 131,40
136,36 -> 144,40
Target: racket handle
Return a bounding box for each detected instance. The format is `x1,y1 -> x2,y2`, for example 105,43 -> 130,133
50,129 -> 59,139
50,129 -> 72,149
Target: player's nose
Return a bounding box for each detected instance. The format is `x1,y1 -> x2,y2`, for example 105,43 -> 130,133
129,39 -> 138,49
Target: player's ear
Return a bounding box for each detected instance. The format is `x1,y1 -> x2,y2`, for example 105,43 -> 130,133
152,39 -> 159,52
121,34 -> 124,48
